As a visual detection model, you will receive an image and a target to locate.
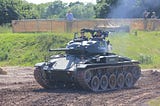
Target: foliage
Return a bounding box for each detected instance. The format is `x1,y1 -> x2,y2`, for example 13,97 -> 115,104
0,24 -> 12,33
17,2 -> 39,19
94,0 -> 118,18
141,0 -> 160,13
44,0 -> 67,19
94,0 -> 160,18
0,32 -> 71,66
44,1 -> 95,19
148,97 -> 160,106
138,54 -> 152,64
0,31 -> 160,68
0,0 -> 95,25
0,0 -> 19,25
0,0 -> 40,25
1,0 -> 160,24
69,2 -> 95,19
108,31 -> 160,68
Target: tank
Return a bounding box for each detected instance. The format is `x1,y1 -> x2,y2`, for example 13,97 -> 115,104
34,28 -> 141,92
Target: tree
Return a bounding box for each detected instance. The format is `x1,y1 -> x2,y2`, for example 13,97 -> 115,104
15,0 -> 39,19
0,0 -> 39,25
45,0 -> 67,19
37,3 -> 51,18
0,0 -> 19,25
68,2 -> 95,19
140,0 -> 160,18
94,0 -> 118,18
94,0 -> 160,18
44,1 -> 95,19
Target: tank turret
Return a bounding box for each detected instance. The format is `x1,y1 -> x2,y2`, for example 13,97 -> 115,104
34,28 -> 141,92
49,29 -> 110,55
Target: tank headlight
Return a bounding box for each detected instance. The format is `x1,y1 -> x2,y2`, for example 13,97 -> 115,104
43,66 -> 48,70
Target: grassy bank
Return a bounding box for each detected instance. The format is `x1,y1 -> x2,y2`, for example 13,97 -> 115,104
0,32 -> 72,66
148,97 -> 160,106
110,31 -> 160,68
0,24 -> 12,33
0,31 -> 160,68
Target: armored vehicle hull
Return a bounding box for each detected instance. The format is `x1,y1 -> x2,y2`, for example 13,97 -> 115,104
34,54 -> 141,92
34,29 -> 141,92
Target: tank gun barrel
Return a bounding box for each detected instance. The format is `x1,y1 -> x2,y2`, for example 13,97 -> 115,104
49,48 -> 85,55
49,48 -> 70,52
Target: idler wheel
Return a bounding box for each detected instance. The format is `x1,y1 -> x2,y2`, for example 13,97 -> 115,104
117,73 -> 125,89
132,67 -> 141,79
100,75 -> 108,91
91,76 -> 100,91
125,72 -> 133,88
109,74 -> 116,90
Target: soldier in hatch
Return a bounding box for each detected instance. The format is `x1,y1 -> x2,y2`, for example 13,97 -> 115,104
79,30 -> 88,40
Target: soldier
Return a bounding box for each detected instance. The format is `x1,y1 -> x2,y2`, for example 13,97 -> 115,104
80,30 -> 88,40
143,10 -> 150,31
151,12 -> 157,18
93,30 -> 102,38
66,10 -> 74,32
151,12 -> 157,31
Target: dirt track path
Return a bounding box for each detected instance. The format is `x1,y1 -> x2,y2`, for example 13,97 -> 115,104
0,67 -> 160,106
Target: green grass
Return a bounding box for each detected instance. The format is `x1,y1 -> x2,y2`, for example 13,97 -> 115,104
0,24 -> 12,33
0,30 -> 160,68
0,32 -> 72,66
109,31 -> 160,68
148,97 -> 160,106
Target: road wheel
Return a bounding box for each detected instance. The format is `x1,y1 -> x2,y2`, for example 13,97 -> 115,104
100,75 -> 108,91
125,72 -> 134,88
117,73 -> 125,89
91,76 -> 100,92
109,74 -> 116,90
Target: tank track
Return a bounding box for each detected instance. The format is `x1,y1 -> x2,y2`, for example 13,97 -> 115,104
76,64 -> 141,92
34,68 -> 77,89
34,68 -> 55,89
34,64 -> 141,92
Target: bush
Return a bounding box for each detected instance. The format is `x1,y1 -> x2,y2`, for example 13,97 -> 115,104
0,52 -> 8,61
138,54 -> 153,64
0,24 -> 12,33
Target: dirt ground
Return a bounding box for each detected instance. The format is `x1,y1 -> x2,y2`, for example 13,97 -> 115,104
0,66 -> 160,106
